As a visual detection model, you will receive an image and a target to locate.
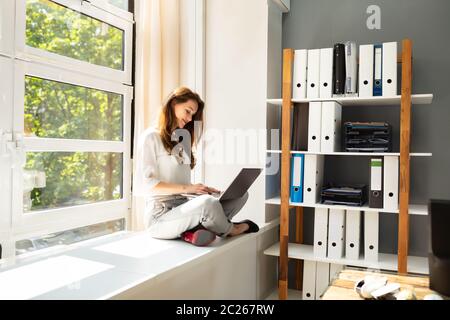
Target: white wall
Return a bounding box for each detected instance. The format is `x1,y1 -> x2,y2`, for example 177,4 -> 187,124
0,56 -> 13,253
265,1 -> 283,222
204,0 -> 269,226
180,0 -> 206,184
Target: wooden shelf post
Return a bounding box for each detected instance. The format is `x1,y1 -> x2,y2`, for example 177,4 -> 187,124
279,48 -> 294,300
295,207 -> 304,290
398,38 -> 413,274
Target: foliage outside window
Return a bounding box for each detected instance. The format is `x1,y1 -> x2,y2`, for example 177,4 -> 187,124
24,152 -> 123,212
26,0 -> 124,70
24,76 -> 123,141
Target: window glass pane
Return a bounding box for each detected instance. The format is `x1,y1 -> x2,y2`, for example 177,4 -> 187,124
15,219 -> 125,255
24,152 -> 123,212
107,0 -> 128,11
26,0 -> 124,70
25,76 -> 123,141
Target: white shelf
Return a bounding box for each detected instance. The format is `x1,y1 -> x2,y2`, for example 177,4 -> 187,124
265,196 -> 428,215
264,243 -> 429,275
266,94 -> 433,106
266,98 -> 282,105
266,150 -> 432,157
266,150 -> 283,153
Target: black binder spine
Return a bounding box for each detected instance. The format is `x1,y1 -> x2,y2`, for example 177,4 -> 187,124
333,43 -> 346,95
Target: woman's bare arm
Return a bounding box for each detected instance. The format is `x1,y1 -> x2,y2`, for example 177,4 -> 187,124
152,182 -> 220,195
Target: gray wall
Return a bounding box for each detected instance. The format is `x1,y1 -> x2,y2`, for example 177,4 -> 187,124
283,0 -> 450,265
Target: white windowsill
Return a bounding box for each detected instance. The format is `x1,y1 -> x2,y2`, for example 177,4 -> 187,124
0,220 -> 279,300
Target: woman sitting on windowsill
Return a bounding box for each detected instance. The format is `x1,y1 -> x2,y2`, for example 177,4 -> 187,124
134,87 -> 258,246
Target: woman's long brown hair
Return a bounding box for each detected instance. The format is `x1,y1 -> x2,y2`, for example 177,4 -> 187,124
158,87 -> 204,169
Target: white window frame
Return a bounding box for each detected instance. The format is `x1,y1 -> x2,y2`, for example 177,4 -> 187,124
0,56 -> 14,243
0,0 -> 15,58
0,238 -> 15,259
11,60 -> 132,241
0,58 -> 14,259
15,0 -> 133,85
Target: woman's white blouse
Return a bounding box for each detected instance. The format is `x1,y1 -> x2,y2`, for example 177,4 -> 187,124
134,127 -> 191,200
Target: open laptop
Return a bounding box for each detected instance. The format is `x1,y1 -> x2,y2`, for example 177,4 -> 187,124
183,168 -> 262,201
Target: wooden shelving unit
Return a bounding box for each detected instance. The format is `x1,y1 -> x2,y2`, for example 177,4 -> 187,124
270,39 -> 433,300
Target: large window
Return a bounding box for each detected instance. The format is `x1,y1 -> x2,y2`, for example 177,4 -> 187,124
0,0 -> 133,260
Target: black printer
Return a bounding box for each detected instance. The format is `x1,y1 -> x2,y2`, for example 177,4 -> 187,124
321,184 -> 367,207
344,122 -> 392,152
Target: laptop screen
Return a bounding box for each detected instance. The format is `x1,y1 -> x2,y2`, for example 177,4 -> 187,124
220,168 -> 262,201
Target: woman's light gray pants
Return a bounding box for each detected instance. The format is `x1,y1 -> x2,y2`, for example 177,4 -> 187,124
146,192 -> 249,239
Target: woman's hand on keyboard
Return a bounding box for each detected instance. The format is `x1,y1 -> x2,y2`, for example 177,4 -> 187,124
185,184 -> 220,195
